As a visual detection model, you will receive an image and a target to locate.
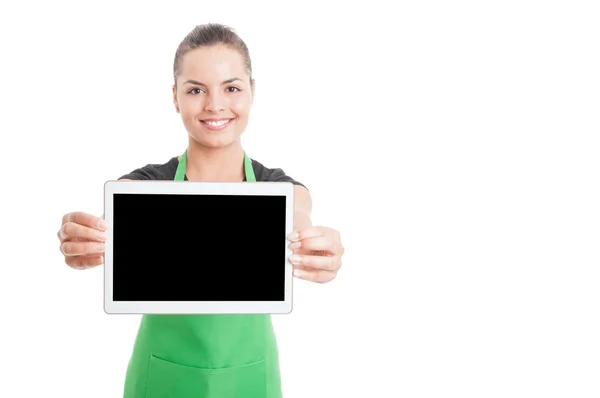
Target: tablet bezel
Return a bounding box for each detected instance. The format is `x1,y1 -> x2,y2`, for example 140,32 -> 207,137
103,180 -> 294,314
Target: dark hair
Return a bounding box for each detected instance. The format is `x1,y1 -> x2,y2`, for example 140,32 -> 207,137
173,23 -> 252,84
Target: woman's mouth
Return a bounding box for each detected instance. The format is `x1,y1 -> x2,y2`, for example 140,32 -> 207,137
200,118 -> 234,131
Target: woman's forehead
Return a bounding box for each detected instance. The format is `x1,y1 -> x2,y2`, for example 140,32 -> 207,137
179,45 -> 247,81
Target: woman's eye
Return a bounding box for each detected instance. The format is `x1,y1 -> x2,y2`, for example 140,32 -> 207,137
227,86 -> 240,93
188,88 -> 204,95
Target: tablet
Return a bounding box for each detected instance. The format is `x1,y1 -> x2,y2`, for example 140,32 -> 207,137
103,180 -> 294,314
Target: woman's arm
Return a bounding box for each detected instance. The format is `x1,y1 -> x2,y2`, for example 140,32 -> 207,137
293,185 -> 313,231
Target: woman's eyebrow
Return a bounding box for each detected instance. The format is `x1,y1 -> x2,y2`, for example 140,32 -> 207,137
183,77 -> 243,86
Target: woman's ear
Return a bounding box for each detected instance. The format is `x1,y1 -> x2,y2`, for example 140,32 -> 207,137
250,78 -> 255,105
172,84 -> 179,113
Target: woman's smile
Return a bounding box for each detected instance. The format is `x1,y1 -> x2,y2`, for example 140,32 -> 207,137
200,117 -> 235,131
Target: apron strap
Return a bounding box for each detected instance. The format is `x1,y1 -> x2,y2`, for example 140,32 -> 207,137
175,149 -> 256,182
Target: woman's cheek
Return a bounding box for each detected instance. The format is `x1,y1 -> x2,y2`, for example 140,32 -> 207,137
231,98 -> 251,117
184,96 -> 203,112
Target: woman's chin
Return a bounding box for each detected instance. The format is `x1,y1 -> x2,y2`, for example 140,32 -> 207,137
190,133 -> 241,149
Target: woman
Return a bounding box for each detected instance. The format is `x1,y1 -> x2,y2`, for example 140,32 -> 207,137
56,23 -> 344,398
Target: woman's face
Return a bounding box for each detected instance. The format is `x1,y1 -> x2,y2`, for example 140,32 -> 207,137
173,45 -> 254,149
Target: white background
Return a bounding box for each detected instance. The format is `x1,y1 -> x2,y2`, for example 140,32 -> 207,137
0,1 -> 599,397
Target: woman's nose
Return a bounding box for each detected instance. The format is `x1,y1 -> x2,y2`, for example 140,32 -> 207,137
204,91 -> 226,113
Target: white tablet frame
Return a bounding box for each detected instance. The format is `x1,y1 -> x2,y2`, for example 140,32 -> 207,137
103,180 -> 294,314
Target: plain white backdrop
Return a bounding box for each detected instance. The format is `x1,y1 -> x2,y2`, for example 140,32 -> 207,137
0,1 -> 599,397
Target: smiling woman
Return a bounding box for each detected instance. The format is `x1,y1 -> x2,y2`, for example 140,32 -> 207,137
56,23 -> 344,398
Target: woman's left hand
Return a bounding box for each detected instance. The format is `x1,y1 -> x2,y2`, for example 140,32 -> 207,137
287,226 -> 344,283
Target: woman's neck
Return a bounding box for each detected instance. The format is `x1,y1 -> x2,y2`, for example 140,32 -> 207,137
182,139 -> 245,182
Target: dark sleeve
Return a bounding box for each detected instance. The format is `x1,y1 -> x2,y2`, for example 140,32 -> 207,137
119,164 -> 162,180
267,168 -> 308,190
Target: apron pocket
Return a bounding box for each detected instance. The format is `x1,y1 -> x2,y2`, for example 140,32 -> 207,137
145,354 -> 266,398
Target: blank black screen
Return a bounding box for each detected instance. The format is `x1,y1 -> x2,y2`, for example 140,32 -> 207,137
112,193 -> 286,301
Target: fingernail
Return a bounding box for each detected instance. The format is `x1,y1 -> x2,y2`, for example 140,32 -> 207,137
97,232 -> 107,241
287,232 -> 299,241
98,220 -> 108,231
290,255 -> 301,264
293,269 -> 303,277
289,242 -> 301,249
94,243 -> 105,251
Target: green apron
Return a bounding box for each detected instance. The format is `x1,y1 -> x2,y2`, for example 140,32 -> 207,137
122,150 -> 282,398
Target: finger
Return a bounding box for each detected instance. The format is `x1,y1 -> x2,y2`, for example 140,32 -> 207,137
62,212 -> 108,231
59,221 -> 107,243
61,241 -> 105,257
287,226 -> 324,242
296,236 -> 335,253
292,266 -> 337,283
288,241 -> 302,250
65,255 -> 104,270
289,253 -> 340,271
65,254 -> 104,270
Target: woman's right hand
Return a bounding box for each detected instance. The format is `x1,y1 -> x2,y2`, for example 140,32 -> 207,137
58,211 -> 108,269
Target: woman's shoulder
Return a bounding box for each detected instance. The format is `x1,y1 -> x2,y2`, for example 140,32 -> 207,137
118,156 -> 179,181
251,158 -> 307,189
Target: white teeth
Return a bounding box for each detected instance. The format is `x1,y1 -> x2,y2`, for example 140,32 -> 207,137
204,119 -> 230,126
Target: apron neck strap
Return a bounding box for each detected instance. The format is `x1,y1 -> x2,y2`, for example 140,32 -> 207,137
174,150 -> 256,182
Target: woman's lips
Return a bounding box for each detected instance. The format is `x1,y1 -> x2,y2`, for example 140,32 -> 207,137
201,118 -> 234,131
